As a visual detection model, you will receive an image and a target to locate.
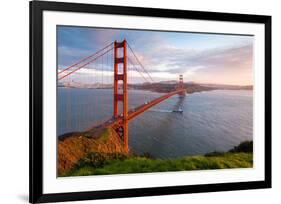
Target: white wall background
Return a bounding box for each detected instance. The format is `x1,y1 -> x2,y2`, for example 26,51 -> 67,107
0,0 -> 279,203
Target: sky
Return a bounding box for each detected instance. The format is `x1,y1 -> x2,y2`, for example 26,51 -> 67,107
58,26 -> 254,85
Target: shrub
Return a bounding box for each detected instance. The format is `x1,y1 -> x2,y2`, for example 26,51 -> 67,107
229,141 -> 253,153
76,152 -> 129,168
205,151 -> 224,157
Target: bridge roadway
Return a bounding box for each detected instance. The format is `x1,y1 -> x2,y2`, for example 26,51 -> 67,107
90,89 -> 186,130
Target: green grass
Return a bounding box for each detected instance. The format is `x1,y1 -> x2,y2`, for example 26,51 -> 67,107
62,152 -> 253,177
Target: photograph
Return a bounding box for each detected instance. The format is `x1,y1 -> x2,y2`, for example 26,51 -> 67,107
57,26 -> 254,177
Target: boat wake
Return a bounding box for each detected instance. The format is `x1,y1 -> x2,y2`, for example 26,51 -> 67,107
149,108 -> 183,113
149,109 -> 173,113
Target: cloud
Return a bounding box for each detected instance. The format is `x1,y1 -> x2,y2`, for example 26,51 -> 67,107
134,42 -> 253,84
58,26 -> 253,85
90,29 -> 120,47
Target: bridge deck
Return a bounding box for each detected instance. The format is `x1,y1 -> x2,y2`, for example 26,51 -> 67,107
127,89 -> 185,121
88,89 -> 185,130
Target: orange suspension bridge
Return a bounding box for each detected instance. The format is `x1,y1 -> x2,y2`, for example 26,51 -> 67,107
58,39 -> 186,152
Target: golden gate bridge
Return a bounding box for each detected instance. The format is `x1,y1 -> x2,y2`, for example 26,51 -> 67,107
58,39 -> 186,152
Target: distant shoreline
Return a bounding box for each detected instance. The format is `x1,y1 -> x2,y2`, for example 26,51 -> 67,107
128,83 -> 253,94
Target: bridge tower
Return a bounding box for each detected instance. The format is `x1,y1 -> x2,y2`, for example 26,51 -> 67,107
179,74 -> 186,97
113,39 -> 129,152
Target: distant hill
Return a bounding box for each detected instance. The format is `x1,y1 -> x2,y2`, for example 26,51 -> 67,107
129,82 -> 252,94
58,81 -> 113,89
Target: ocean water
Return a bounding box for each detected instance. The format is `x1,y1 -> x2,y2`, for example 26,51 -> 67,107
58,88 -> 253,158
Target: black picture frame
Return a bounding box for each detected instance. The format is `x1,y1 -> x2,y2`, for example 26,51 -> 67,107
29,0 -> 272,203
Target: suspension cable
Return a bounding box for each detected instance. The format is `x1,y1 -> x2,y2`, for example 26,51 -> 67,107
58,42 -> 113,75
127,42 -> 154,82
58,47 -> 113,80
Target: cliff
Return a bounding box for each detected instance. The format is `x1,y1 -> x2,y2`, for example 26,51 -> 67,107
58,127 -> 127,175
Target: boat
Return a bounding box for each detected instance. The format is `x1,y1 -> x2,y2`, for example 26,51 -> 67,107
173,108 -> 183,113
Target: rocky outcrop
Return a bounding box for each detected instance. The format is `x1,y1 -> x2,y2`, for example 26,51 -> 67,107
58,127 -> 127,175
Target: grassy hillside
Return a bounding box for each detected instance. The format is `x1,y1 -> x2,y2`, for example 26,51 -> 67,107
59,128 -> 253,177
62,151 -> 253,177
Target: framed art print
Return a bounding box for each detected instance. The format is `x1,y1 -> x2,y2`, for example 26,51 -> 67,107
30,1 -> 271,203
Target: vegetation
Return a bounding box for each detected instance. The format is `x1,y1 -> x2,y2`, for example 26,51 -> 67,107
229,141 -> 253,153
60,141 -> 253,177
205,140 -> 253,156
